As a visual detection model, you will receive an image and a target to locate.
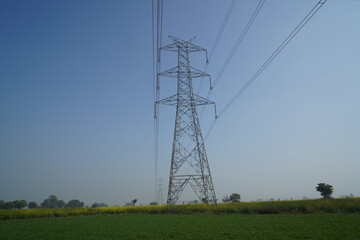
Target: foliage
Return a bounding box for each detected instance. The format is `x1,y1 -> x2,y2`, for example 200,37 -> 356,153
222,195 -> 230,203
316,183 -> 334,199
40,195 -> 67,208
0,200 -> 28,210
28,202 -> 39,209
57,200 -> 66,208
66,200 -> 84,208
223,193 -> 241,203
191,200 -> 199,204
1,214 -> 359,239
14,200 -> 28,209
91,203 -> 108,208
4,202 -> 15,210
2,196 -> 86,210
149,202 -> 158,205
340,194 -> 354,198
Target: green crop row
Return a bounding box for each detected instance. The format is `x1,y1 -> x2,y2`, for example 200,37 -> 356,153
1,198 -> 359,221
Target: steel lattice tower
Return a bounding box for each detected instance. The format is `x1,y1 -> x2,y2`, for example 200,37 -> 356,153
156,178 -> 164,205
157,36 -> 217,206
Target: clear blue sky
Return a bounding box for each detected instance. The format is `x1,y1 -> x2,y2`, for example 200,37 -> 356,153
0,0 -> 359,206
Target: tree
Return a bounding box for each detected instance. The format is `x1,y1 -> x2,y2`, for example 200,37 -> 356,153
222,195 -> 230,203
223,193 -> 241,203
229,193 -> 240,202
189,200 -> 199,204
49,195 -> 58,202
13,200 -> 27,209
91,203 -> 108,208
56,200 -> 66,208
149,202 -> 158,206
0,200 -> 5,209
41,195 -> 58,208
41,199 -> 51,208
316,183 -> 333,199
28,201 -> 39,209
340,194 -> 354,198
131,199 -> 137,206
40,195 -> 66,208
66,199 -> 84,208
20,200 -> 28,209
4,201 -> 15,209
13,200 -> 21,209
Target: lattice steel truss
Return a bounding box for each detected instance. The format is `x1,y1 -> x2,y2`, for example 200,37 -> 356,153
157,36 -> 217,206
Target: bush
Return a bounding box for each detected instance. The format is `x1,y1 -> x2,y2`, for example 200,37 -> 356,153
258,207 -> 281,214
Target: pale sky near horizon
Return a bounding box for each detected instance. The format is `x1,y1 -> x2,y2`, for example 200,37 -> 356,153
1,0 -> 359,206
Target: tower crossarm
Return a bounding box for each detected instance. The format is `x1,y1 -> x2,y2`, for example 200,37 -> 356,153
155,94 -> 177,106
192,94 -> 215,106
159,66 -> 209,79
160,42 -> 207,53
160,36 -> 209,62
188,67 -> 210,78
156,94 -> 215,107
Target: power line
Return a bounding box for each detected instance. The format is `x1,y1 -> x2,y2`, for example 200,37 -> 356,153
152,0 -> 155,105
160,0 -> 163,49
210,0 -> 265,92
152,0 -> 156,202
154,0 -> 163,202
208,0 -> 236,63
195,0 -> 208,38
200,0 -> 265,117
204,0 -> 328,141
197,0 -> 236,94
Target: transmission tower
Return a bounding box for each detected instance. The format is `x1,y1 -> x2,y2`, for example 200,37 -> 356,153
157,36 -> 217,206
156,178 -> 164,205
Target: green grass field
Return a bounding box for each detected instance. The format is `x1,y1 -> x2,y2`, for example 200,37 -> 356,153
0,213 -> 359,240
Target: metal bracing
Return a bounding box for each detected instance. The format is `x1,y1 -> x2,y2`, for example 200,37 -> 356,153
157,36 -> 217,206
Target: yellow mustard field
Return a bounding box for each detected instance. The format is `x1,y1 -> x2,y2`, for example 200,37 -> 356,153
0,198 -> 359,221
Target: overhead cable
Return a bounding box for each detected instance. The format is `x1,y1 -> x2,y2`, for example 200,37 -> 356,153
200,0 -> 265,118
154,0 -> 163,202
204,0 -> 328,141
197,0 -> 236,94
208,0 -> 265,97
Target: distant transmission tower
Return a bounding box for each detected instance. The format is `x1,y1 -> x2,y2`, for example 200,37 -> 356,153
157,36 -> 217,206
156,178 -> 164,205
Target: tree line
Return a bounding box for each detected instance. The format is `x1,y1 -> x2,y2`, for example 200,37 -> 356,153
220,183 -> 336,203
0,195 -> 90,209
0,183 -> 341,209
